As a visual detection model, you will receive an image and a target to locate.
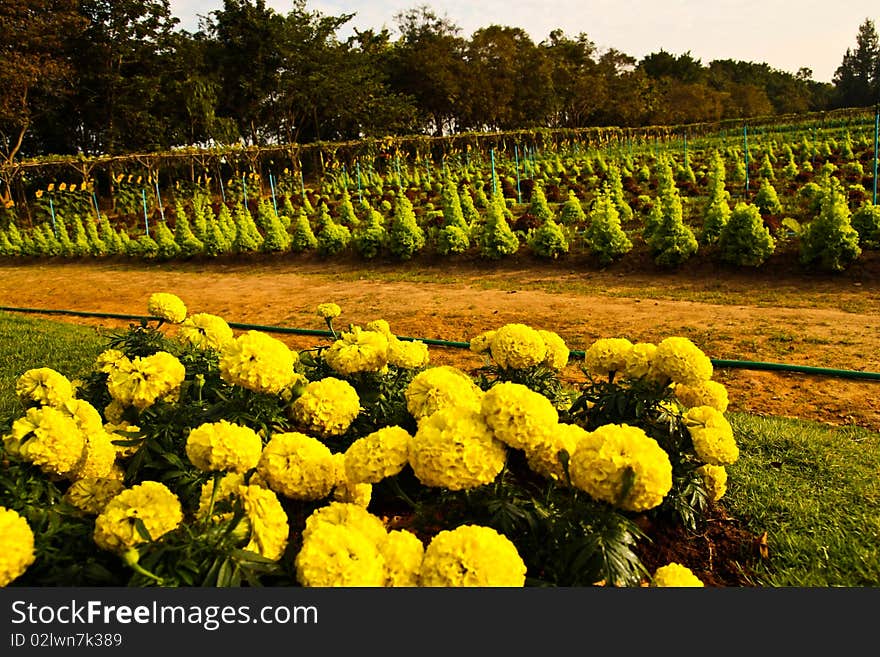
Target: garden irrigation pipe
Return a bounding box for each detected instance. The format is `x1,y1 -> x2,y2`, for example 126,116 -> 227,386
2,305 -> 880,382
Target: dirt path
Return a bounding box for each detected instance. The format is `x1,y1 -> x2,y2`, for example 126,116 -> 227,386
1,255 -> 879,430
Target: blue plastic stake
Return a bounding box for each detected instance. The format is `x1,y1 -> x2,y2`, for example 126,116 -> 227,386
91,191 -> 101,220
873,107 -> 879,206
48,197 -> 57,235
395,155 -> 402,192
744,125 -> 750,198
154,178 -> 165,222
355,162 -> 362,204
490,148 -> 496,195
269,172 -> 278,215
242,173 -> 248,208
299,168 -> 306,200
141,189 -> 150,237
218,175 -> 226,203
514,145 -> 522,204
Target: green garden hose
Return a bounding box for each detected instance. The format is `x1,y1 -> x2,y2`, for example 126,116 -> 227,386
2,305 -> 879,381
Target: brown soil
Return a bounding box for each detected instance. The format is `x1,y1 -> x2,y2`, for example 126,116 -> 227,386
1,250 -> 877,586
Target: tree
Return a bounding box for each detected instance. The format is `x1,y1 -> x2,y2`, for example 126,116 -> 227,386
0,0 -> 85,186
833,18 -> 880,108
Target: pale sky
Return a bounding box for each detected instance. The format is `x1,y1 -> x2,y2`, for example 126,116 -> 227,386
169,0 -> 878,83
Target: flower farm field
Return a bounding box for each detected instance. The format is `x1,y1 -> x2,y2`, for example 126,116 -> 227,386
1,252 -> 879,588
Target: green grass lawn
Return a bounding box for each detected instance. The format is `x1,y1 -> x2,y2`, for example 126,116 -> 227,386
0,310 -> 878,586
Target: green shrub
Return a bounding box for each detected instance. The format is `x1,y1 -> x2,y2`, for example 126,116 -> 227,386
316,219 -> 351,257
173,201 -> 204,257
479,195 -> 520,259
353,207 -> 387,259
258,199 -> 291,253
290,207 -> 318,253
583,185 -> 632,265
718,202 -> 775,267
232,201 -> 262,253
645,159 -> 698,267
849,201 -> 880,248
84,217 -> 107,257
153,219 -> 180,260
700,151 -> 732,246
527,216 -> 569,259
607,164 -> 634,222
527,183 -> 554,224
558,190 -> 586,226
388,195 -> 425,260
337,190 -> 360,229
98,215 -> 123,255
799,177 -> 862,272
754,178 -> 783,215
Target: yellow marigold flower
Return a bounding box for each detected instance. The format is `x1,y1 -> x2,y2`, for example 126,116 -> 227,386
0,507 -> 36,587
316,302 -> 341,319
59,182 -> 67,191
330,454 -> 372,507
93,481 -> 183,553
295,522 -> 386,587
409,407 -> 507,491
178,313 -> 234,350
59,398 -> 104,436
388,338 -> 430,370
47,183 -> 55,192
185,420 -> 262,474
107,351 -> 186,410
538,330 -> 569,370
489,323 -> 547,370
5,406 -> 86,478
685,406 -> 739,466
405,366 -> 483,421
69,183 -> 78,192
380,530 -> 424,587
290,377 -> 360,437
469,330 -> 496,355
583,337 -> 634,378
365,319 -> 393,338
652,562 -> 704,587
569,423 -> 673,512
481,381 -> 559,451
70,429 -> 118,481
419,525 -> 526,587
64,477 -> 125,515
675,380 -> 729,413
623,342 -> 662,381
698,464 -> 728,502
103,400 -> 126,425
343,426 -> 411,484
219,330 -> 298,395
15,367 -> 74,407
323,326 -> 389,375
654,337 -> 713,386
147,292 -> 187,323
35,189 -> 44,199
302,502 -> 388,546
239,484 -> 289,561
96,349 -> 132,375
524,422 -> 589,482
196,473 -> 246,521
257,432 -> 336,500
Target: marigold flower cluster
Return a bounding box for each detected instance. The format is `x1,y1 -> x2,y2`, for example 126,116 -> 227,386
147,292 -> 188,324
64,477 -> 126,515
651,562 -> 704,587
419,525 -> 527,587
697,464 -> 728,502
330,453 -> 372,507
481,381 -> 559,451
323,326 -> 388,375
185,420 -> 263,474
486,323 -> 547,370
343,426 -> 412,484
404,365 -> 483,421
654,337 -> 713,386
219,330 -> 298,395
15,367 -> 74,407
675,380 -> 729,413
568,423 -> 673,512
583,337 -> 634,378
685,406 -> 739,465
289,377 -> 360,437
316,302 -> 342,319
408,407 -> 507,490
524,423 -> 589,483
238,484 -> 289,561
0,507 -> 36,587
107,351 -> 186,410
178,313 -> 233,351
93,481 -> 183,553
5,406 -> 86,478
387,338 -> 430,369
257,432 -> 337,500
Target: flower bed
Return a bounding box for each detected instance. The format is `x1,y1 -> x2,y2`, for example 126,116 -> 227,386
0,293 -> 739,588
